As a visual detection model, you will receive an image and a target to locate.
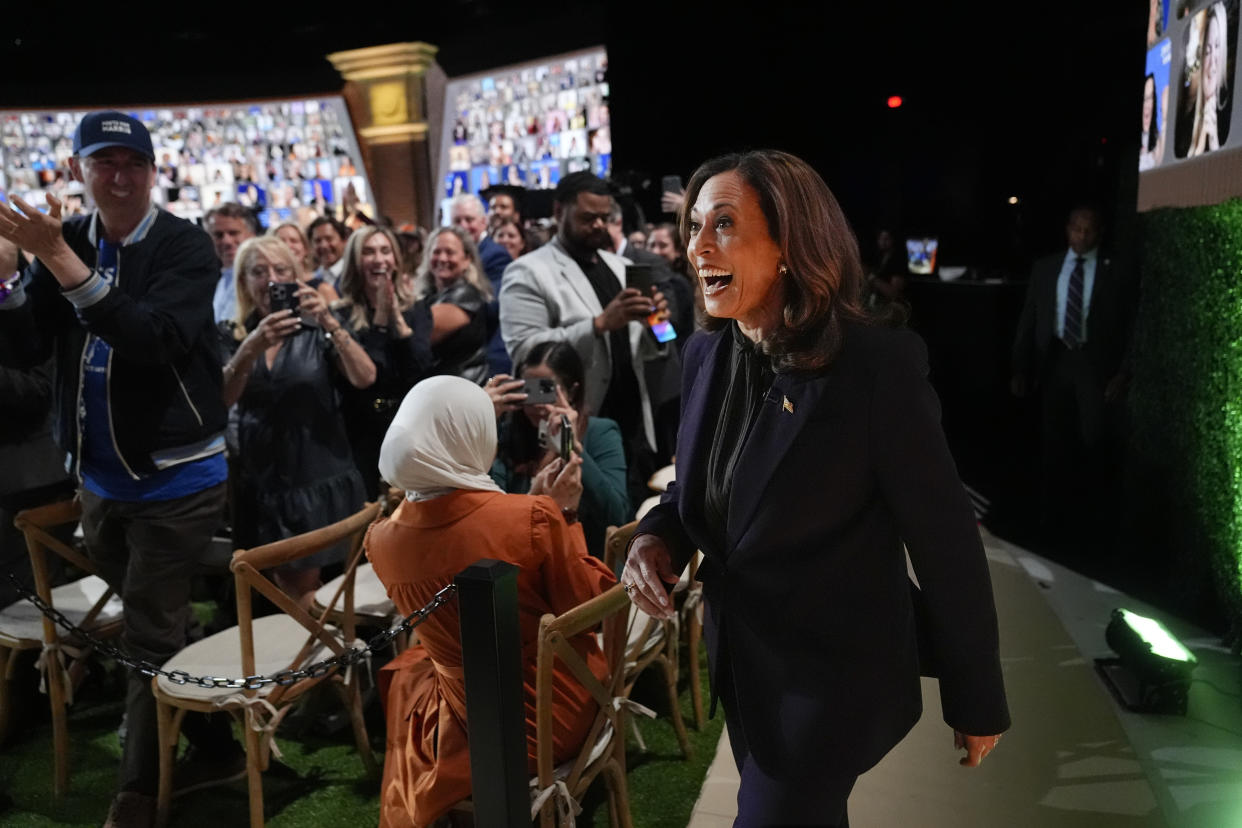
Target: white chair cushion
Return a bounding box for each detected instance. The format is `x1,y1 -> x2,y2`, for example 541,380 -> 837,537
155,615 -> 345,703
0,575 -> 123,648
312,563 -> 394,620
647,465 -> 675,493
635,495 -> 661,522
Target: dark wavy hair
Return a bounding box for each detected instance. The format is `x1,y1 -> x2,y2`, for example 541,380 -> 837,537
1144,73 -> 1161,151
680,150 -> 869,373
497,342 -> 588,472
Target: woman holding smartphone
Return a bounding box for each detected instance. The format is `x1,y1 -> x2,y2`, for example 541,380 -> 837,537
219,236 -> 375,607
485,341 -> 631,559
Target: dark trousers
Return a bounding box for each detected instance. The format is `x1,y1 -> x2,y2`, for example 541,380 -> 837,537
80,482 -> 235,795
718,654 -> 856,827
1039,345 -> 1107,542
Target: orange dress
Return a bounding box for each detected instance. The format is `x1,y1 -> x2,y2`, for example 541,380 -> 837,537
365,490 -> 616,828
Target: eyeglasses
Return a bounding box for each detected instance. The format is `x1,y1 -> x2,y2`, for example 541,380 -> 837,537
247,265 -> 294,279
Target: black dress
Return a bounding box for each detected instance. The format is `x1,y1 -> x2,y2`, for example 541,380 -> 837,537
341,301 -> 435,500
220,315 -> 366,570
428,281 -> 488,385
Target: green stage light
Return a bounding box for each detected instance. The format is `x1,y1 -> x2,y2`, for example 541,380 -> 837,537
1097,607 -> 1197,715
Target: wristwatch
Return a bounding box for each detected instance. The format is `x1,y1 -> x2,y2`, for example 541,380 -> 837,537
561,507 -> 579,525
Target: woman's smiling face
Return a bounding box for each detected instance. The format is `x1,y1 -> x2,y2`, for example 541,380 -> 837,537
687,170 -> 784,334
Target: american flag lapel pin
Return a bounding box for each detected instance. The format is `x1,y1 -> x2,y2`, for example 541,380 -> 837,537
782,395 -> 794,414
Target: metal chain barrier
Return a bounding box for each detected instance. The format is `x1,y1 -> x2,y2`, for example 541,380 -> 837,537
5,571 -> 456,690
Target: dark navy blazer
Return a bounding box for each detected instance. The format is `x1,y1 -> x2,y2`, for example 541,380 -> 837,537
636,321 -> 1010,779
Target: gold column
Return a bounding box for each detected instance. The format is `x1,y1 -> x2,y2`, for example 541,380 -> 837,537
327,42 -> 439,229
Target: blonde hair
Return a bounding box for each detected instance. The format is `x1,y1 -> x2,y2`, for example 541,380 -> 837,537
268,221 -> 315,273
335,225 -> 412,332
414,226 -> 493,302
231,236 -> 301,339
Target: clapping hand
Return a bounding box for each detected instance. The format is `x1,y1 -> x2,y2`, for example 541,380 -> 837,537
0,193 -> 66,262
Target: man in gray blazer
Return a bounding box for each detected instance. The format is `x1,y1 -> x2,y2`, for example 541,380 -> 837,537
499,172 -> 666,478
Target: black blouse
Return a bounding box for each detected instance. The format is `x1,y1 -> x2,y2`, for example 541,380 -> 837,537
430,280 -> 489,385
703,322 -> 775,552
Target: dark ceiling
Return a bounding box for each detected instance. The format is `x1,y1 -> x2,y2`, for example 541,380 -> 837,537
0,1 -> 1145,269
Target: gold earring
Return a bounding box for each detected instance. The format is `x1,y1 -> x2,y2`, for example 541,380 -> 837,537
779,264 -> 788,276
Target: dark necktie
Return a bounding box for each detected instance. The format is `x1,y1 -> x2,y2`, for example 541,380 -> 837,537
1063,256 -> 1085,348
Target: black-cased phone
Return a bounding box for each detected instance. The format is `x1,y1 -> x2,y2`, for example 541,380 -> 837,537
268,281 -> 300,315
558,414 -> 574,461
625,263 -> 655,296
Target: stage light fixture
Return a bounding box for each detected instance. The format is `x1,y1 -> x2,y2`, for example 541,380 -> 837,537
887,95 -> 903,109
1095,608 -> 1197,715
1008,196 -> 1019,205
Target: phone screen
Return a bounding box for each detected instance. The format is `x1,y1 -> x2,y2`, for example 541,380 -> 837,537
649,318 -> 678,344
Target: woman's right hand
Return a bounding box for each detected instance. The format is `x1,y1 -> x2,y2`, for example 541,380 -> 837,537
530,454 -> 583,512
244,309 -> 299,354
622,534 -> 679,619
484,373 -> 527,417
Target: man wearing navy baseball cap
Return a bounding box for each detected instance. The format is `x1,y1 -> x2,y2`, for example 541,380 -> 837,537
0,111 -> 242,827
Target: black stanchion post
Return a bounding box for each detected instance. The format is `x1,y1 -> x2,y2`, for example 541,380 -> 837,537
456,559 -> 527,826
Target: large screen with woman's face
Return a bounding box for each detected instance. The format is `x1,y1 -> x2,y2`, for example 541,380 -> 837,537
1139,0 -> 1242,209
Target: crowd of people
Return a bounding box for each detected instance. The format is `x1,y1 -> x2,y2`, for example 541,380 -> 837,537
0,112 -> 1011,828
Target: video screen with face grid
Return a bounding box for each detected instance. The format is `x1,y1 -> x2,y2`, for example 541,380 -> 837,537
0,97 -> 373,228
1138,0 -> 1242,209
435,47 -> 610,221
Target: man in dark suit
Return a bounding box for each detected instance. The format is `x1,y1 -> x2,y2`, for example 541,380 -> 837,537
1011,205 -> 1130,541
449,193 -> 513,373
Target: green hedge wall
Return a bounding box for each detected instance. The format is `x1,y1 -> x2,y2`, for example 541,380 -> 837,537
1130,200 -> 1242,633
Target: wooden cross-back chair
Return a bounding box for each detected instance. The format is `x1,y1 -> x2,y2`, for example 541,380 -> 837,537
532,583 -> 636,827
1,498 -> 123,796
152,501 -> 382,828
602,522 -> 690,758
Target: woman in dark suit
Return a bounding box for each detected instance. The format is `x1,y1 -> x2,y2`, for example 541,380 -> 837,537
622,150 -> 1010,827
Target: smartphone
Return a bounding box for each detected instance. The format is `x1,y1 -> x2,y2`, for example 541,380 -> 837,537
649,318 -> 678,344
661,175 -> 683,195
558,414 -> 574,462
625,263 -> 654,295
268,281 -> 300,315
521,377 -> 558,406
624,264 -> 677,343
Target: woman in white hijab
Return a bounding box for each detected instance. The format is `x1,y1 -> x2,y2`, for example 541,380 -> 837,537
366,376 -> 616,828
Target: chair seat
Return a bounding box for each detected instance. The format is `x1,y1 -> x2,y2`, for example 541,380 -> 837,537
635,495 -> 661,522
647,465 -> 675,493
311,563 -> 395,621
155,615 -> 347,703
0,575 -> 123,648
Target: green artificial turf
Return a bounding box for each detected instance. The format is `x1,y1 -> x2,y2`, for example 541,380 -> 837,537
0,634 -> 722,827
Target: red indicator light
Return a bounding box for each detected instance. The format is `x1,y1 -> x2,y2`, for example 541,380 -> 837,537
887,96 -> 903,109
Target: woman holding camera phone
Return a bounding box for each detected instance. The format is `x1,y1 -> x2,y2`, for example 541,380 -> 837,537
485,341 -> 630,559
219,236 -> 375,607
